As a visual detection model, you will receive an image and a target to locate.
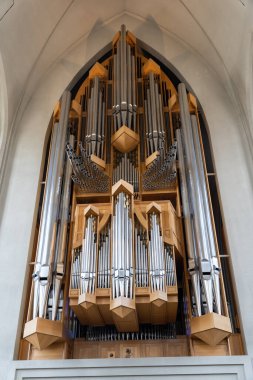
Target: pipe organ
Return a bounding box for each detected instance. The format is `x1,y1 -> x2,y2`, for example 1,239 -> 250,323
21,25 -> 243,360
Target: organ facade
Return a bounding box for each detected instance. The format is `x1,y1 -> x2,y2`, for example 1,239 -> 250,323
20,25 -> 242,360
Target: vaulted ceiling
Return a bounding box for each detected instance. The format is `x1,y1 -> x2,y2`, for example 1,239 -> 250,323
0,0 -> 252,162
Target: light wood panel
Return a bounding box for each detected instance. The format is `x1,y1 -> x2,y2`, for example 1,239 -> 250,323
73,336 -> 189,359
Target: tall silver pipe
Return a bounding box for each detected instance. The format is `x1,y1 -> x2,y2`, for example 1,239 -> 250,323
51,134 -> 74,320
98,224 -> 111,288
113,54 -> 117,114
127,44 -> 132,130
33,91 -> 71,319
113,25 -> 136,131
101,101 -> 105,159
176,129 -> 201,316
131,55 -> 136,131
149,73 -> 158,152
191,115 -> 221,314
178,83 -> 214,314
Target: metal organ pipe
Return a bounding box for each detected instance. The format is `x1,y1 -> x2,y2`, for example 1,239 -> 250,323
178,83 -> 213,313
176,129 -> 201,316
66,142 -> 109,193
190,115 -> 221,314
148,212 -> 165,292
113,24 -> 136,131
51,133 -> 74,320
80,215 -> 98,295
33,91 -> 71,319
86,76 -> 105,159
112,151 -> 139,192
178,82 -> 221,315
97,223 -> 111,289
164,245 -> 176,287
71,247 -> 81,289
142,143 -> 177,191
135,222 -> 149,288
112,191 -> 133,299
144,72 -> 165,155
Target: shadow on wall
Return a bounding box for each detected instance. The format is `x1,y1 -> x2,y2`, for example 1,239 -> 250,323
66,18 -> 114,95
134,15 -> 165,54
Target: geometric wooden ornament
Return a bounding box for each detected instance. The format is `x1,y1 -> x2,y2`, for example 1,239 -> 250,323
112,179 -> 134,197
89,62 -> 108,80
111,125 -> 139,153
110,296 -> 139,332
150,290 -> 167,308
191,312 -> 232,346
143,58 -> 161,76
23,318 -> 63,350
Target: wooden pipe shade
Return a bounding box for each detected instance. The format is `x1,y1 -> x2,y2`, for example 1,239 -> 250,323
190,312 -> 232,346
111,126 -> 139,153
69,286 -> 178,331
23,318 -> 63,350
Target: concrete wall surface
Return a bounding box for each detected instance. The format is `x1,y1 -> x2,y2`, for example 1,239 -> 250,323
0,357 -> 252,380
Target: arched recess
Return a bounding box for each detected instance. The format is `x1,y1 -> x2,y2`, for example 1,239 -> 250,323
1,16 -> 253,364
18,24 -> 245,360
0,51 -> 8,190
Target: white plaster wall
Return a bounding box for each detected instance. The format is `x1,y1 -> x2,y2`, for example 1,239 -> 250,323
0,11 -> 253,377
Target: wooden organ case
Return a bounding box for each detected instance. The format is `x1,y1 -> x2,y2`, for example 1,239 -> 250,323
20,25 -> 244,360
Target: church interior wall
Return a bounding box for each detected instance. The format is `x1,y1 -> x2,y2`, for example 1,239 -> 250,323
0,10 -> 253,379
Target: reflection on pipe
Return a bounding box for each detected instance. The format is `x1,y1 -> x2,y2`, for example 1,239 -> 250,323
177,82 -> 221,316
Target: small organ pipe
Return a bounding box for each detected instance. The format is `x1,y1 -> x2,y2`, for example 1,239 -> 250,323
80,215 -> 97,295
112,150 -> 139,192
148,212 -> 165,292
66,142 -> 109,193
135,222 -> 149,287
142,143 -> 177,191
